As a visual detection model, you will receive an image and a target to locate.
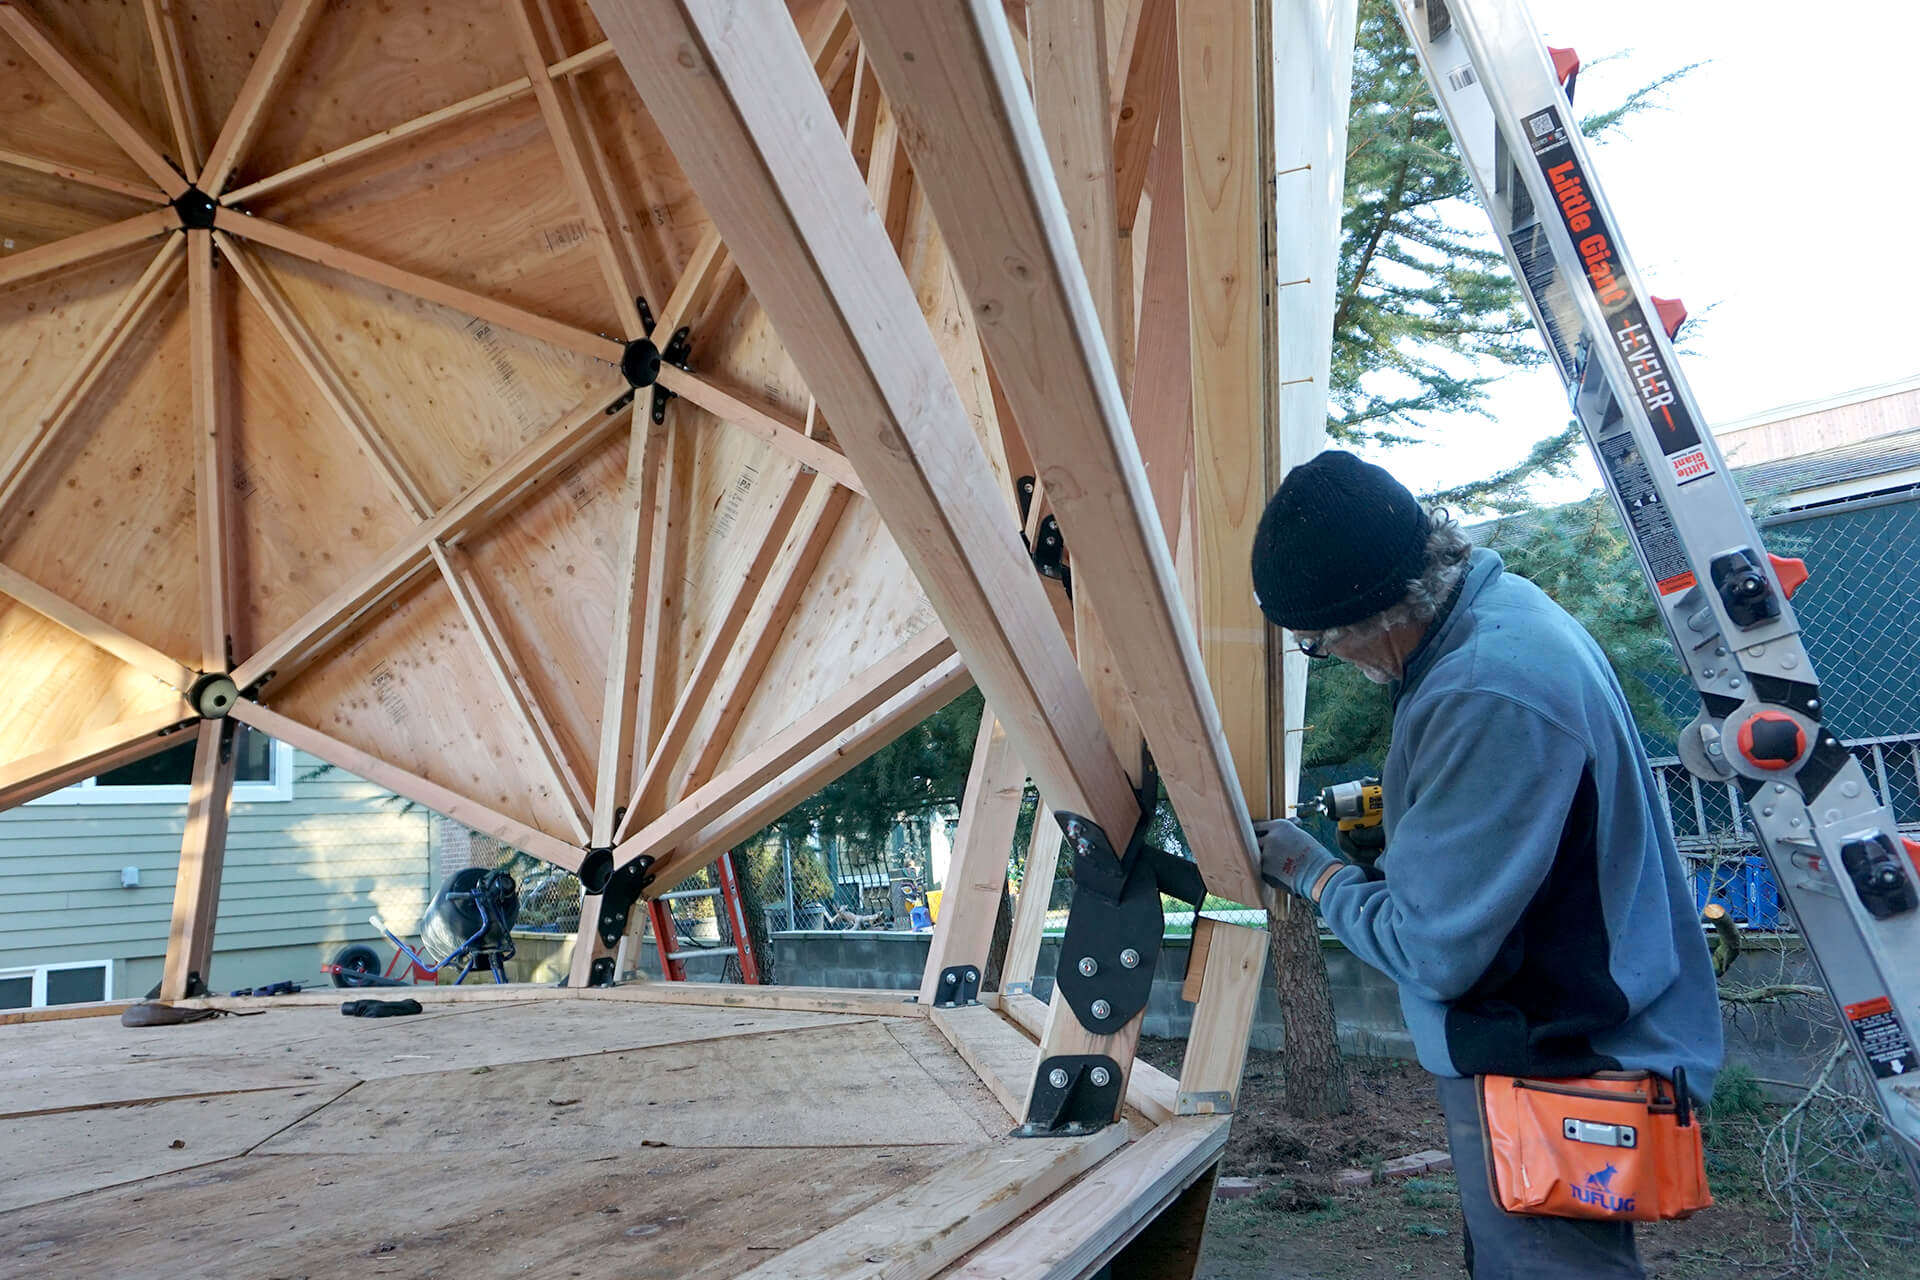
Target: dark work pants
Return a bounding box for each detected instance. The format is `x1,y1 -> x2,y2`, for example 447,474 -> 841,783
1434,1074 -> 1645,1279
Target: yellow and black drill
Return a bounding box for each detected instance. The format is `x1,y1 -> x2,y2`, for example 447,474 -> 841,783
1301,777 -> 1385,864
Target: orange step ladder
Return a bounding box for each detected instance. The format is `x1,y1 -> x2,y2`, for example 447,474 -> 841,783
643,849 -> 762,983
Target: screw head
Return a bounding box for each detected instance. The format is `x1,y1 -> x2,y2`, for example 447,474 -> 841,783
1119,948 -> 1140,969
944,972 -> 957,985
1048,1068 -> 1070,1090
966,969 -> 978,982
1089,1067 -> 1112,1087
1091,999 -> 1112,1019
1077,956 -> 1098,977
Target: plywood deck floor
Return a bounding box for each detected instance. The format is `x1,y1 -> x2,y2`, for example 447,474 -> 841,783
0,996 -> 1014,1278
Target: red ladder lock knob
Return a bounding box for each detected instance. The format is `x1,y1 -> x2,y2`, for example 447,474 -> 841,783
1737,711 -> 1807,771
1651,296 -> 1688,339
1549,46 -> 1581,85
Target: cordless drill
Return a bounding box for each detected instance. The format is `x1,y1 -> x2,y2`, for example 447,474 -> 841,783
1302,777 -> 1385,863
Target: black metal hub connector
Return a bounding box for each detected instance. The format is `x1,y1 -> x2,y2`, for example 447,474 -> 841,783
933,965 -> 980,1009
620,337 -> 662,390
1050,753 -> 1205,1036
189,672 -> 239,719
575,848 -> 655,985
1015,1054 -> 1123,1138
173,186 -> 217,231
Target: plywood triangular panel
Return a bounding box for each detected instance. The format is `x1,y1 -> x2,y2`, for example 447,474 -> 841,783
0,287 -> 200,666
249,247 -> 609,513
0,249 -> 154,464
0,600 -> 183,764
227,280 -> 420,652
0,24 -> 152,187
13,0 -> 175,166
269,576 -> 583,837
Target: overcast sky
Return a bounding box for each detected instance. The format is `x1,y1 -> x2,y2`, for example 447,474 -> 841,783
1362,0 -> 1920,505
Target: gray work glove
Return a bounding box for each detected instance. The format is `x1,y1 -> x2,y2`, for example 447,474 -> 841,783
1253,818 -> 1342,903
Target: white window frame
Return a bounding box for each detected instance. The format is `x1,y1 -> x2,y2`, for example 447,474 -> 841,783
26,738 -> 294,806
0,959 -> 114,1009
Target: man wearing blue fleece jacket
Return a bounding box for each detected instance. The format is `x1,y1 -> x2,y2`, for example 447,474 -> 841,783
1248,451 -> 1722,1280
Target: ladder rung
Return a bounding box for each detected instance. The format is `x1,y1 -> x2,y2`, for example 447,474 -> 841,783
660,945 -> 738,960
657,888 -> 723,901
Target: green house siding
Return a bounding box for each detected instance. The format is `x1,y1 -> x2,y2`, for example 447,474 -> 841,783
0,750 -> 432,995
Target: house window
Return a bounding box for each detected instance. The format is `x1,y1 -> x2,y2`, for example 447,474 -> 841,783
0,960 -> 112,1010
27,727 -> 294,806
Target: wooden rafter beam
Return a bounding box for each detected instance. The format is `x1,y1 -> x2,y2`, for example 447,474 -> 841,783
506,0 -> 647,339
656,369 -> 863,495
0,207 -> 175,291
637,647 -> 972,901
1112,0 -> 1175,231
0,146 -> 167,201
188,229 -> 233,675
159,718 -> 237,1000
918,713 -> 1025,1002
0,1 -> 189,199
232,386 -> 628,693
216,233 -> 434,520
219,41 -> 619,206
0,562 -> 195,692
1127,70 -> 1191,546
848,3 -> 1262,903
234,700 -> 584,870
0,704 -> 192,811
612,626 -> 955,872
589,0 -> 1136,843
589,417 -> 666,848
675,484 -> 853,797
429,541 -> 593,843
140,0 -> 203,182
197,0 -> 324,195
213,213 -> 625,365
625,472 -> 815,825
0,236 -> 185,515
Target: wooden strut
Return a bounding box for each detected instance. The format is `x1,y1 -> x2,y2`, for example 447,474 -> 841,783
195,0 -> 325,197
918,714 -> 1027,1004
140,0 -> 204,182
0,146 -> 167,202
0,1 -> 189,199
0,705 -> 192,812
0,208 -> 176,292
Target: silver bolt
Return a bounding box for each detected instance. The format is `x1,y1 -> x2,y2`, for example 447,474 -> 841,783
1790,816 -> 1803,828
944,972 -> 957,985
1714,646 -> 1727,657
1808,698 -> 1820,709
1762,807 -> 1774,818
1120,948 -> 1140,969
1748,644 -> 1766,657
1075,837 -> 1093,856
1775,783 -> 1788,794
1729,678 -> 1743,689
966,969 -> 978,982
1048,1068 -> 1069,1090
1091,999 -> 1112,1019
1089,1067 -> 1112,1087
1701,669 -> 1715,679
1077,957 -> 1098,977
1842,781 -> 1861,798
1708,741 -> 1723,756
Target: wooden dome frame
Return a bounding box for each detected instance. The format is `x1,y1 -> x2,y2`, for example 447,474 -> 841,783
0,0 -> 1357,1272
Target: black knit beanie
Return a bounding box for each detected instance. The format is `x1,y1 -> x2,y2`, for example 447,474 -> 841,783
1249,450 -> 1429,631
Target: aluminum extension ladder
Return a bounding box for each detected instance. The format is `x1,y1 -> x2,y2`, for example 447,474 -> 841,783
1392,0 -> 1920,1162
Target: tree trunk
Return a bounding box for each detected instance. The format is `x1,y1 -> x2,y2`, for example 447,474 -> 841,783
1269,893 -> 1351,1117
981,879 -> 1016,991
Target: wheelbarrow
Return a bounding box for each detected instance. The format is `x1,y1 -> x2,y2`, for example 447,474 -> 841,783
325,868 -> 521,988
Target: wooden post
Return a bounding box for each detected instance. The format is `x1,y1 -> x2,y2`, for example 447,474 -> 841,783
1177,0 -> 1273,818
919,714 -> 1027,1003
159,718 -> 238,1000
1176,918 -> 1268,1113
1001,798 -> 1059,993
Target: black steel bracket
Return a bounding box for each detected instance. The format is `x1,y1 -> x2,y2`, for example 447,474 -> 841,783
1014,475 -> 1073,599
1051,754 -> 1204,1034
576,846 -> 656,986
651,326 -> 692,424
172,186 -> 217,230
933,964 -> 980,1009
1014,1054 -> 1123,1137
606,297 -> 690,421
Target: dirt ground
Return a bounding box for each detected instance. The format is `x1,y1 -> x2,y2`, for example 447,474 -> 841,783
1135,1038 -> 1920,1280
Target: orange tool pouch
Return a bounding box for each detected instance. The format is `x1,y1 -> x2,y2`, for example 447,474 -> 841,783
1478,1069 -> 1711,1222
